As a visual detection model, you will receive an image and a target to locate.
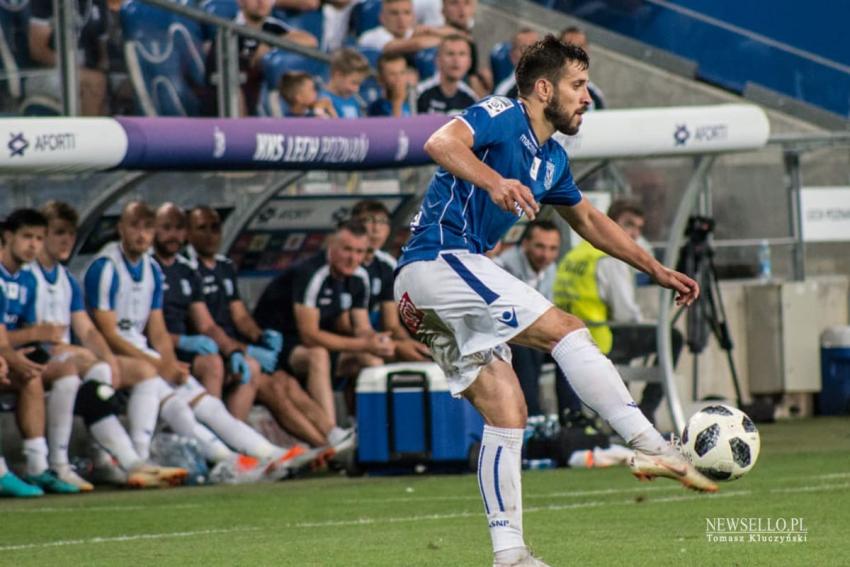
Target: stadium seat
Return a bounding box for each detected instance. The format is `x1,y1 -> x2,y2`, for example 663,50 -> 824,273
350,0 -> 381,37
258,48 -> 330,116
490,40 -> 513,88
272,6 -> 322,48
121,0 -> 206,116
200,0 -> 238,42
0,0 -> 31,101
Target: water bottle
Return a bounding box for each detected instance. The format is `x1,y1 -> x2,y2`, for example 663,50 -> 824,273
523,458 -> 556,470
757,239 -> 772,281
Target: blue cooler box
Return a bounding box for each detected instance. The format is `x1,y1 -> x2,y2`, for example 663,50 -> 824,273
819,327 -> 850,415
357,362 -> 483,465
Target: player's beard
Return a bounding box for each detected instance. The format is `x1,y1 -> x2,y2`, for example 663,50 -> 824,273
544,90 -> 581,135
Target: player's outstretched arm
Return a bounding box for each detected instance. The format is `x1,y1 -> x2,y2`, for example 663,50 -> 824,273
424,120 -> 539,220
556,199 -> 699,306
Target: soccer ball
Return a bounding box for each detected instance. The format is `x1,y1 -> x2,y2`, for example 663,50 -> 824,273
680,405 -> 760,481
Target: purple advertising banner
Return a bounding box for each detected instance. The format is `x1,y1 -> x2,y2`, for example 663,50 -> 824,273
116,115 -> 451,171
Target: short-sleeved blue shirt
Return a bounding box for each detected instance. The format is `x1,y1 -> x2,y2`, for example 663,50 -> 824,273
398,96 -> 582,268
0,263 -> 38,330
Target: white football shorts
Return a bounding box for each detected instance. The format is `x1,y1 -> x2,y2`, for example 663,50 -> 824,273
394,250 -> 552,396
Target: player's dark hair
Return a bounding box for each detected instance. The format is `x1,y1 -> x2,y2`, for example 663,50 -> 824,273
515,34 -> 588,97
41,200 -> 79,226
3,208 -> 47,234
120,200 -> 155,223
376,51 -> 406,75
607,198 -> 645,222
336,218 -> 368,237
559,25 -> 586,40
351,200 -> 390,219
330,47 -> 370,76
522,219 -> 560,241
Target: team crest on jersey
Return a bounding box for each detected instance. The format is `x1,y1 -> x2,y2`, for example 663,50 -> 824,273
480,96 -> 513,117
340,293 -> 352,310
180,279 -> 192,296
398,292 -> 424,333
223,278 -> 234,297
544,161 -> 555,190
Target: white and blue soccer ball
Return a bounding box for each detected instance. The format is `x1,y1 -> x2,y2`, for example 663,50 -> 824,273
681,404 -> 760,481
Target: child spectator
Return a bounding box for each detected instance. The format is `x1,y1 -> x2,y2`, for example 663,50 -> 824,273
367,52 -> 416,117
319,47 -> 370,118
279,71 -> 336,117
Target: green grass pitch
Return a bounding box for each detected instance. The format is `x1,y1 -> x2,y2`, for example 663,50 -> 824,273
1,417 -> 848,566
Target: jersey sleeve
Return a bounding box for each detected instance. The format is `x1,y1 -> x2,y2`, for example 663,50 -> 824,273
540,152 -> 582,206
293,269 -> 316,307
84,257 -> 119,311
67,272 -> 85,313
189,270 -> 204,303
151,261 -> 164,310
456,96 -> 519,152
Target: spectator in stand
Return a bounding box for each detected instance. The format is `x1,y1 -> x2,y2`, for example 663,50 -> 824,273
358,0 -> 454,58
493,28 -> 540,98
279,71 -> 335,117
559,26 -> 606,110
27,0 -> 108,115
351,200 -> 430,361
319,47 -> 370,118
367,52 -> 416,117
253,220 -> 395,423
494,220 -> 561,416
416,34 -> 476,115
441,0 -> 491,97
553,198 -> 683,425
204,0 -> 317,116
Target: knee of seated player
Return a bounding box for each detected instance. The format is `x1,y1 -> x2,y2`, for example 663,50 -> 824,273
193,353 -> 224,385
43,359 -> 78,382
17,373 -> 46,397
116,357 -> 158,388
307,345 -> 330,368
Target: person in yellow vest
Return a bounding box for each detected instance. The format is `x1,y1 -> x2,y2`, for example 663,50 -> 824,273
553,198 -> 683,426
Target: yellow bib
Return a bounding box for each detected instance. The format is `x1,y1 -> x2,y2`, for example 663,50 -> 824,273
552,240 -> 612,353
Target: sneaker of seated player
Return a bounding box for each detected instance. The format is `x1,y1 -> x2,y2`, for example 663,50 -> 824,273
54,464 -> 95,492
262,445 -> 310,481
208,454 -> 266,485
327,427 -> 357,459
0,471 -> 44,498
629,445 -> 718,493
26,470 -> 80,494
91,456 -> 129,486
126,463 -> 189,489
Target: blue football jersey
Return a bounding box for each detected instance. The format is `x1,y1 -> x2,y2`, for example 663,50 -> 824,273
0,262 -> 38,330
398,96 -> 582,268
320,89 -> 362,119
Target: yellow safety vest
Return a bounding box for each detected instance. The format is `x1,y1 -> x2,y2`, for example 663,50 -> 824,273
552,240 -> 612,353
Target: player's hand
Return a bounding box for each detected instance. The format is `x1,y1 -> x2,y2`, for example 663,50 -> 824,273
246,345 -> 278,374
228,351 -> 252,384
177,335 -> 219,355
488,178 -> 539,220
161,359 -> 189,384
8,349 -> 43,383
652,266 -> 700,306
36,323 -> 67,344
260,329 -> 284,354
395,339 -> 431,362
367,333 -> 396,358
0,356 -> 9,386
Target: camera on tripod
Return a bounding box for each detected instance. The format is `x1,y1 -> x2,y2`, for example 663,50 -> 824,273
684,215 -> 715,244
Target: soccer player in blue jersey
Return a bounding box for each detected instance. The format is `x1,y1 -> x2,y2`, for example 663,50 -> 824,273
394,36 -> 716,567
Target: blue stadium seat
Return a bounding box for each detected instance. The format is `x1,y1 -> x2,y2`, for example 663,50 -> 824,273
258,48 -> 330,116
121,0 -> 207,116
413,47 -> 437,81
0,0 -> 32,101
490,41 -> 513,88
272,7 -> 322,47
200,0 -> 238,42
350,0 -> 381,37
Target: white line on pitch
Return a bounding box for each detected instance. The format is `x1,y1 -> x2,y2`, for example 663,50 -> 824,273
291,491 -> 750,529
11,503 -> 203,514
0,527 -> 260,553
770,482 -> 850,494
